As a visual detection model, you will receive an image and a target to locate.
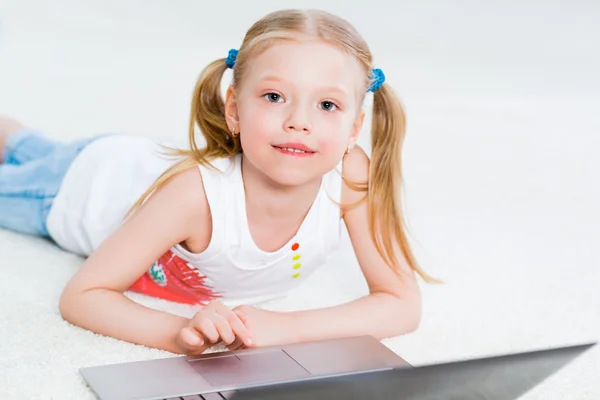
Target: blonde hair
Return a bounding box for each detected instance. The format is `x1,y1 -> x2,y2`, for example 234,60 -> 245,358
127,9 -> 440,284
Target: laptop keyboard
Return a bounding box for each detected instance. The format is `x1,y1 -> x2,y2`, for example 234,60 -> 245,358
165,391 -> 236,400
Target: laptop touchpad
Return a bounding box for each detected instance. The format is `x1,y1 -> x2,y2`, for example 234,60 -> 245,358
189,350 -> 310,387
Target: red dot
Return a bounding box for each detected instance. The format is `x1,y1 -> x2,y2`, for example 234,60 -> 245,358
291,243 -> 299,251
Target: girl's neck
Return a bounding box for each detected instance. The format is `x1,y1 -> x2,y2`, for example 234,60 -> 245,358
240,155 -> 321,221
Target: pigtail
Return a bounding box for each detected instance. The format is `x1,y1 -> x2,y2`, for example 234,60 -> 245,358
124,58 -> 237,219
370,83 -> 441,283
188,59 -> 241,160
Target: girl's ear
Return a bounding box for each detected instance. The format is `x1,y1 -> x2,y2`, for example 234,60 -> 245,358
348,110 -> 365,149
225,86 -> 240,131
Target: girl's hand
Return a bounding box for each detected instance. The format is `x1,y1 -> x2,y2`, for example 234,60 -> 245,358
177,301 -> 253,355
232,305 -> 298,348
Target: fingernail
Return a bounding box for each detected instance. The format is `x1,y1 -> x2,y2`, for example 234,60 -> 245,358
190,335 -> 201,345
185,329 -> 203,345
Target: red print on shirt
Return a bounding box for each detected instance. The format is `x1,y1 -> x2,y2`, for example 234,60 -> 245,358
128,249 -> 220,305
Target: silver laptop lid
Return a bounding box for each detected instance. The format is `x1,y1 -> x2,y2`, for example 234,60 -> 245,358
224,341 -> 596,400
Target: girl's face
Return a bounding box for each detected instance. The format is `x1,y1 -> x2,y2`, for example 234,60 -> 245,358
226,40 -> 365,187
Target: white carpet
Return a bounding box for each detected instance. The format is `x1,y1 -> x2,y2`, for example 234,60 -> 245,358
1,1 -> 599,399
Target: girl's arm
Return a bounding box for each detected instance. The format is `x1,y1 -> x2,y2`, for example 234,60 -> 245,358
59,167 -> 212,353
289,146 -> 422,342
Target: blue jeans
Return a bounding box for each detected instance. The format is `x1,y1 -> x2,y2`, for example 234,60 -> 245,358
0,130 -> 100,237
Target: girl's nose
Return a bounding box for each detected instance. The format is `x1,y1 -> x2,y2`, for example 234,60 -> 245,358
284,104 -> 312,133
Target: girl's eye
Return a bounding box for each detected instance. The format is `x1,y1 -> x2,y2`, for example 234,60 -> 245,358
265,93 -> 283,103
320,101 -> 338,112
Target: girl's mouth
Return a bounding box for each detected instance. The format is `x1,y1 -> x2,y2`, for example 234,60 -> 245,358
272,142 -> 316,157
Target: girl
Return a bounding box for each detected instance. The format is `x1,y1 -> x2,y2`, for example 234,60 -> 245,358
0,9 -> 439,355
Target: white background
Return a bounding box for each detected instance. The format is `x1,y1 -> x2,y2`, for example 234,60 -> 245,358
0,0 -> 599,398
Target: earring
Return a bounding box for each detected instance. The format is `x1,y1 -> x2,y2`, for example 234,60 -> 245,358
231,127 -> 238,137
345,146 -> 351,155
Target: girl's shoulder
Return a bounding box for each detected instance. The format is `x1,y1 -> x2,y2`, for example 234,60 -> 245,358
154,164 -> 213,253
161,165 -> 211,219
341,145 -> 370,212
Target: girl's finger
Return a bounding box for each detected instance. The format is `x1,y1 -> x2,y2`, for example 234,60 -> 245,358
181,327 -> 204,347
226,311 -> 253,347
195,317 -> 220,343
226,337 -> 245,351
212,313 -> 236,345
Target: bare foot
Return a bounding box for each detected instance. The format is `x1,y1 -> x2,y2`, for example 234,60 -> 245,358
0,116 -> 25,163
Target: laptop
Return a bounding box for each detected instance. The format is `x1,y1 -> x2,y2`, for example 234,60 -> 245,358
80,335 -> 594,400
226,340 -> 596,400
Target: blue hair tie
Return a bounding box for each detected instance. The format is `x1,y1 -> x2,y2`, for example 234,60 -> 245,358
225,48 -> 238,69
369,68 -> 385,92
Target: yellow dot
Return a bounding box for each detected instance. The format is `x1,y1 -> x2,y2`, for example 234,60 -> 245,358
292,273 -> 300,279
293,263 -> 302,270
292,254 -> 301,260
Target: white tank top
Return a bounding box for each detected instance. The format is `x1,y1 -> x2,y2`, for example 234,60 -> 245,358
46,135 -> 344,306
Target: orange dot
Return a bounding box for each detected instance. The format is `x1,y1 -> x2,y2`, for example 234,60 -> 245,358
291,243 -> 300,251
